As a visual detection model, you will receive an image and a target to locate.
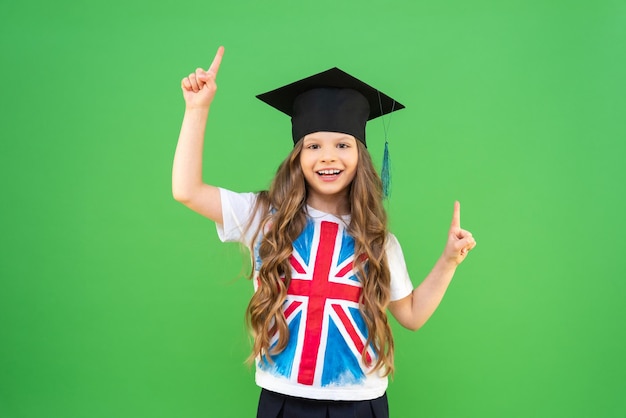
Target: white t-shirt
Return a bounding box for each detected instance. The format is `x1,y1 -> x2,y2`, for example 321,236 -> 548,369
216,188 -> 413,401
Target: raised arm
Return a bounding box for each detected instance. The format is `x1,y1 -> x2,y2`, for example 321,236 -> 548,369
388,201 -> 476,331
172,46 -> 225,224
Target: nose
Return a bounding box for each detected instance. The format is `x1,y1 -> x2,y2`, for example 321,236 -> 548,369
320,146 -> 337,162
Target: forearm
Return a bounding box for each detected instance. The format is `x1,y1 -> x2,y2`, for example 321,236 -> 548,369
407,257 -> 458,330
172,106 -> 210,201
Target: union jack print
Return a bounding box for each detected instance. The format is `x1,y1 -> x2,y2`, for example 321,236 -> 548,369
259,218 -> 375,387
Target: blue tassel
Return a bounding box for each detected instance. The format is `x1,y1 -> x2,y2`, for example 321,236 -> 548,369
381,140 -> 391,199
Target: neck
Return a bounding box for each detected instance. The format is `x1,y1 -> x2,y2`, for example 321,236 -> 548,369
306,192 -> 350,216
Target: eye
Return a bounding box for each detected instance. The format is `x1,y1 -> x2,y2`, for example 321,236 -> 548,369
306,144 -> 320,150
337,143 -> 350,149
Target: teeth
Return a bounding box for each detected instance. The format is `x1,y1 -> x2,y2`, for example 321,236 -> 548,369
318,169 -> 341,175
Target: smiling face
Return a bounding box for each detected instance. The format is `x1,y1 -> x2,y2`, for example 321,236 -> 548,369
299,131 -> 359,214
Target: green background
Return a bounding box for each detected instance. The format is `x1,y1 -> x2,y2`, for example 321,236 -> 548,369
1,0 -> 625,417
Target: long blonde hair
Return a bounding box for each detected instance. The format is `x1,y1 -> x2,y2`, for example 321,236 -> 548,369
245,139 -> 395,375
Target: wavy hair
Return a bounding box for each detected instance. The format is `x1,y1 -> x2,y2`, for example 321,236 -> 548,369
245,139 -> 394,376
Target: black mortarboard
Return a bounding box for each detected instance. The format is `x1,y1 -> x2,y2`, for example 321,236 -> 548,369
256,67 -> 404,146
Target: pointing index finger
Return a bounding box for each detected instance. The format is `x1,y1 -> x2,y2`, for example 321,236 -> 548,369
207,46 -> 225,76
450,201 -> 461,230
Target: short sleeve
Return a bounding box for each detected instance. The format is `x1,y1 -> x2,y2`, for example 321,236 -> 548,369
386,233 -> 414,301
216,188 -> 261,246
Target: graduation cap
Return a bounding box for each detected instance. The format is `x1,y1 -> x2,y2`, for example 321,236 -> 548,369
256,67 -> 404,147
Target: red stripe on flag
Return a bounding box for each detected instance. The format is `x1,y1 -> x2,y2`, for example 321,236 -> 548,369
284,301 -> 302,319
332,304 -> 372,366
290,256 -> 306,274
288,280 -> 311,295
296,222 -> 338,385
336,262 -> 354,278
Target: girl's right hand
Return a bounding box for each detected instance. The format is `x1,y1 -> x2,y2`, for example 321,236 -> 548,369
181,46 -> 225,109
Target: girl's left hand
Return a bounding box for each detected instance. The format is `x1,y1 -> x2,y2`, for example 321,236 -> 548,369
443,201 -> 476,265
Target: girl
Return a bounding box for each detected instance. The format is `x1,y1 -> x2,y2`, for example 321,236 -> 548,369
172,46 -> 476,418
